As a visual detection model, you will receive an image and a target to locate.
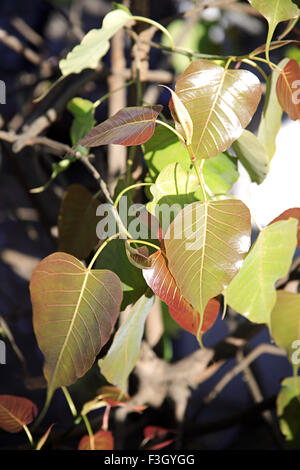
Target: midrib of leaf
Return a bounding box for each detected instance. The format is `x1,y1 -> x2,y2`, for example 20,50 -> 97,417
198,201 -> 208,320
0,402 -> 23,429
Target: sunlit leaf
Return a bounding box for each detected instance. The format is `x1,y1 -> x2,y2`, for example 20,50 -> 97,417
143,249 -> 220,337
58,184 -> 100,260
277,376 -> 300,448
269,208 -> 300,246
164,86 -> 193,144
59,9 -> 132,76
98,294 -> 154,392
78,429 -> 114,450
276,59 -> 300,120
232,129 -> 269,184
257,59 -> 288,161
226,219 -> 298,324
163,199 -> 251,320
80,106 -> 163,148
30,252 -> 123,401
173,59 -> 262,159
0,395 -> 37,433
270,291 -> 300,372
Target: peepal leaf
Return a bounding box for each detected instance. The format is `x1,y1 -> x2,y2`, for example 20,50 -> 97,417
165,86 -> 193,144
78,429 -> 114,450
277,377 -> 300,448
143,250 -> 220,337
232,129 -> 269,184
58,184 -> 100,260
59,9 -> 132,76
80,106 -> 162,148
271,291 -> 300,372
269,208 -> 300,246
173,59 -> 262,159
164,199 -> 251,317
0,395 -> 38,433
226,219 -> 298,324
30,252 -> 123,400
276,59 -> 300,120
99,294 -> 154,392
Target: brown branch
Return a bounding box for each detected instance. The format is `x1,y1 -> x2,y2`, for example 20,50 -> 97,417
0,27 -> 42,65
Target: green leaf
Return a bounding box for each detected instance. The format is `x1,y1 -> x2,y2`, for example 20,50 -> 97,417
59,9 -> 132,76
98,294 -> 154,392
277,376 -> 300,448
30,252 -> 123,401
257,60 -> 288,161
232,130 -> 269,184
95,239 -> 148,311
173,59 -> 262,159
286,46 -> 300,66
248,1 -> 299,61
270,291 -> 300,372
226,219 -> 298,324
67,97 -> 95,155
202,153 -> 238,194
270,208 -> 300,246
164,199 -> 251,318
30,156 -> 76,194
0,395 -> 38,433
58,184 -> 100,260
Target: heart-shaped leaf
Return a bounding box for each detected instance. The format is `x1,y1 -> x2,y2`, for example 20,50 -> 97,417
79,106 -> 163,148
277,376 -> 300,448
269,208 -> 300,246
99,294 -> 154,392
59,9 -> 132,76
276,59 -> 300,120
173,59 -> 262,159
163,199 -> 251,319
0,395 -> 38,433
30,252 -> 123,401
226,219 -> 298,324
271,291 -> 300,372
232,130 -> 269,184
78,429 -> 114,450
58,184 -> 100,260
143,249 -> 220,337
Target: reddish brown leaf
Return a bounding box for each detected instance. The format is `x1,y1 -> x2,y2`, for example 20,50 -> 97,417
143,250 -> 220,336
125,242 -> 152,269
99,386 -> 146,412
0,395 -> 38,433
269,208 -> 300,246
144,425 -> 175,441
149,439 -> 176,450
79,106 -> 163,147
78,429 -> 114,450
276,59 -> 300,120
36,424 -> 55,450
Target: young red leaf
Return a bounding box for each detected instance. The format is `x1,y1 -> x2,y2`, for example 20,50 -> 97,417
79,105 -> 163,147
36,424 -> 55,450
0,395 -> 38,433
143,425 -> 175,441
149,438 -> 176,450
125,241 -> 152,269
276,59 -> 300,120
143,250 -> 220,336
78,429 -> 114,450
162,86 -> 193,144
99,386 -> 146,412
269,208 -> 300,246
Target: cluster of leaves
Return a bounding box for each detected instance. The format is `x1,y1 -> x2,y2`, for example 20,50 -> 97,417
2,0 -> 300,450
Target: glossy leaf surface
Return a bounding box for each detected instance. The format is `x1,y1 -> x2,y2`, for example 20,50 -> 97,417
99,294 -> 154,392
174,59 -> 262,159
78,429 -> 114,450
143,250 -> 220,336
276,59 -> 300,120
269,208 -> 300,246
164,199 -> 251,316
80,106 -> 162,148
58,184 -> 100,260
30,252 -> 123,399
232,129 -> 269,184
0,395 -> 37,433
226,220 -> 298,324
166,86 -> 193,144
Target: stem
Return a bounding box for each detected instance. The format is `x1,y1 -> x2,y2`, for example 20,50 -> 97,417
82,414 -> 95,450
131,16 -> 175,50
23,424 -> 34,448
189,151 -> 207,202
127,239 -> 160,251
114,182 -> 153,208
241,59 -> 268,82
102,405 -> 111,431
93,79 -> 135,109
61,386 -> 77,418
156,119 -> 186,144
88,233 -> 121,270
248,55 -> 283,74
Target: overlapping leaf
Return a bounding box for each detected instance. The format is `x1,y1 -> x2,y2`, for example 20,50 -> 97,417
164,199 -> 251,318
78,429 -> 114,450
0,395 -> 37,433
143,250 -> 220,337
30,252 -> 123,400
270,291 -> 300,371
226,219 -> 298,324
81,386 -> 145,416
276,59 -> 300,120
232,129 -> 269,184
98,294 -> 154,392
59,9 -> 132,76
67,97 -> 95,155
277,377 -> 300,448
173,59 -> 262,159
58,184 -> 100,259
80,106 -> 162,148
269,208 -> 300,246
